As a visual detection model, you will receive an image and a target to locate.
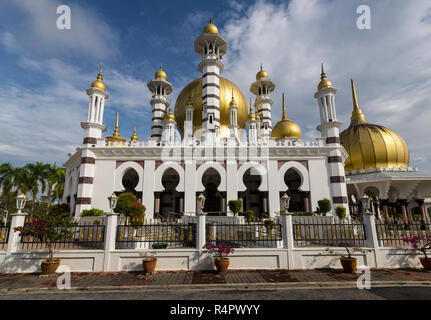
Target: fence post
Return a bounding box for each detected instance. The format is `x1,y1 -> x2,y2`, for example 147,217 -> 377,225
362,211 -> 382,267
103,211 -> 118,271
280,212 -> 294,269
196,211 -> 207,250
4,211 -> 27,272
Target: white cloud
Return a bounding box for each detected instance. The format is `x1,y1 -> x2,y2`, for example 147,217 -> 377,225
221,0 -> 431,172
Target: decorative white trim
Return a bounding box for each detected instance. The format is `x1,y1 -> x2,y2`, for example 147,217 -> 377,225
114,161 -> 144,192
153,161 -> 185,192
278,161 -> 310,192
237,161 -> 268,192
195,161 -> 227,192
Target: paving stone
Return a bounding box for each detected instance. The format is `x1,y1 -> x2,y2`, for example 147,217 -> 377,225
224,272 -> 266,283
288,270 -> 336,282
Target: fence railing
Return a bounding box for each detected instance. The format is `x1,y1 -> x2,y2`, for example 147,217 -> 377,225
20,222 -> 105,250
293,216 -> 366,247
0,225 -> 10,250
376,217 -> 431,247
115,217 -> 196,249
206,218 -> 282,248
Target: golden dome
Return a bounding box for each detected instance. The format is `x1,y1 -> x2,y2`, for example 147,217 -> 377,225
131,124 -> 138,142
155,64 -> 167,80
203,17 -> 219,34
91,64 -> 106,91
317,64 -> 332,91
256,64 -> 269,80
271,93 -> 302,139
340,80 -> 409,173
106,112 -> 126,143
164,105 -> 175,121
174,77 -> 248,139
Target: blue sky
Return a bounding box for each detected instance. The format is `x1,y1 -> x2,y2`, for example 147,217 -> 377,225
1,0 -> 431,173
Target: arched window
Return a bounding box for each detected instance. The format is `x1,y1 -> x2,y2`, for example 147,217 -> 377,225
122,168 -> 139,192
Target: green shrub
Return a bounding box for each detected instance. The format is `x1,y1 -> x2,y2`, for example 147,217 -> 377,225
228,200 -> 242,216
292,212 -> 313,216
48,203 -> 70,218
316,198 -> 332,216
335,206 -> 346,220
81,208 -> 104,217
244,210 -> 254,222
264,218 -> 275,232
152,243 -> 167,249
130,201 -> 146,225
114,193 -> 137,216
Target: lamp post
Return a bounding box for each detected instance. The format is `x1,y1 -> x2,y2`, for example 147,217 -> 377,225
16,193 -> 27,215
197,193 -> 206,214
2,210 -> 8,225
108,193 -> 119,214
360,194 -> 372,215
281,193 -> 291,215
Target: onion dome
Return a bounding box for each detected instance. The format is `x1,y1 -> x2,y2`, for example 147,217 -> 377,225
91,64 -> 106,91
248,98 -> 256,120
164,104 -> 175,121
203,17 -> 219,34
271,93 -> 302,139
155,64 -> 167,80
256,64 -> 269,80
340,79 -> 410,173
106,112 -> 126,143
130,124 -> 138,142
317,63 -> 332,91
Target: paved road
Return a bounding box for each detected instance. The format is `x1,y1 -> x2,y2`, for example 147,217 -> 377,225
1,286 -> 430,300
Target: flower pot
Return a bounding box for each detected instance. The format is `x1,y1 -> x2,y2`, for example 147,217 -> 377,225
340,257 -> 357,273
419,257 -> 431,271
142,257 -> 157,274
214,257 -> 230,273
41,259 -> 60,275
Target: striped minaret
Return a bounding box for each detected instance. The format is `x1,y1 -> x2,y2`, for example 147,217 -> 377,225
147,65 -> 173,143
194,18 -> 227,143
250,64 -> 276,138
314,64 -> 349,215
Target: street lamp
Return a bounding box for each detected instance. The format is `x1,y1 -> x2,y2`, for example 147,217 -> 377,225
16,193 -> 27,214
197,193 -> 206,214
360,194 -> 371,214
281,193 -> 291,214
108,193 -> 119,213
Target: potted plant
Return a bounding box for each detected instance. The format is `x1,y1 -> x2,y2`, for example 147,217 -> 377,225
203,243 -> 235,273
139,250 -> 157,275
228,200 -> 242,217
15,213 -> 77,275
403,236 -> 431,271
325,242 -> 371,273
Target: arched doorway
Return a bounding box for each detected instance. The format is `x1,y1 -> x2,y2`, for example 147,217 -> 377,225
240,168 -> 264,218
160,168 -> 180,217
202,168 -> 222,215
121,168 -> 141,200
283,168 -> 308,212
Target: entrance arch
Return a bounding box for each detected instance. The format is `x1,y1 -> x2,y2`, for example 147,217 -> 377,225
202,168 -> 222,215
283,168 -> 310,212
159,168 -> 180,217
240,168 -> 266,217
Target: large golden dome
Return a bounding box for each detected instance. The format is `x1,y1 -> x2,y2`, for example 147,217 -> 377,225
271,93 -> 302,140
340,80 -> 409,173
174,77 -> 248,139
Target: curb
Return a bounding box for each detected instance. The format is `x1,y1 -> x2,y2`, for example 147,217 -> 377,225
3,280 -> 431,294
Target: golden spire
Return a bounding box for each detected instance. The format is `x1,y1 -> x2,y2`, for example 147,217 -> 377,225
350,79 -> 367,126
113,112 -> 120,137
282,92 -> 288,120
254,100 -> 260,121
91,64 -> 106,91
131,124 -> 138,142
106,112 -> 126,143
230,88 -> 237,107
248,98 -> 256,120
187,95 -> 193,106
203,17 -> 219,34
164,102 -> 175,121
317,63 -> 332,91
155,64 -> 167,80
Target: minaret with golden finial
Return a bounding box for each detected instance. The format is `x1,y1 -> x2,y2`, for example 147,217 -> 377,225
130,124 -> 138,142
106,112 -> 126,145
228,88 -> 239,140
246,98 -> 258,144
82,64 -> 109,145
250,64 -> 276,139
147,64 -> 173,143
161,102 -> 176,146
314,64 -> 349,215
184,96 -> 194,143
194,17 -> 227,143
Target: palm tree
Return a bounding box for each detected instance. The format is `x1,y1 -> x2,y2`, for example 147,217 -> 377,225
23,162 -> 47,216
44,163 -> 66,212
0,163 -> 17,211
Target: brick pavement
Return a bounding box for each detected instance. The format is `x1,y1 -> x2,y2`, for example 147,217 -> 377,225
0,269 -> 430,292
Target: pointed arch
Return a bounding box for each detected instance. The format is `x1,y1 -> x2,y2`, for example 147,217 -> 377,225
237,161 -> 268,192
278,161 -> 310,192
195,161 -> 226,191
115,161 -> 144,192
154,161 -> 185,192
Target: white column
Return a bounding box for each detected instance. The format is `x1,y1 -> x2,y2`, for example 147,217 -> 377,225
362,210 -> 382,268
143,160 -> 155,218
196,211 -> 207,250
103,211 -> 118,271
279,212 -> 294,269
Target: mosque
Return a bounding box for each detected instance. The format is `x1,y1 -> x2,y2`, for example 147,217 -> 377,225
63,19 -> 431,220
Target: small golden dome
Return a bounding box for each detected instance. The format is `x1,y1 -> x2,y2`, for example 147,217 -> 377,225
131,124 -> 138,142
248,99 -> 256,120
106,112 -> 126,143
317,64 -> 332,91
256,64 -> 269,80
203,17 -> 219,34
271,93 -> 302,139
340,80 -> 410,172
164,105 -> 175,121
91,64 -> 106,91
229,88 -> 237,107
155,64 -> 167,80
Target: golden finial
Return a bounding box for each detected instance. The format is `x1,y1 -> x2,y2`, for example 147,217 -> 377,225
155,64 -> 167,80
105,112 -> 126,143
113,112 -> 120,137
255,100 -> 260,121
248,98 -> 256,120
91,64 -> 106,91
256,64 -> 269,80
164,101 -> 175,121
350,79 -> 367,126
187,95 -> 193,106
131,124 -> 138,142
317,63 -> 332,91
282,93 -> 288,120
230,88 -> 237,107
204,17 -> 218,34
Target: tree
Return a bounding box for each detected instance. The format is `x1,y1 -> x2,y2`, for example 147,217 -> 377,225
23,162 -> 47,216
335,206 -> 347,220
316,198 -> 332,216
228,200 -> 242,216
0,163 -> 17,211
44,163 -> 66,212
114,193 -> 137,216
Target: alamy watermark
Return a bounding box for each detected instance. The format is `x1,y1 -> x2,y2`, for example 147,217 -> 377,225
56,265 -> 71,289
356,265 -> 371,289
57,5 -> 71,30
356,5 -> 371,30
